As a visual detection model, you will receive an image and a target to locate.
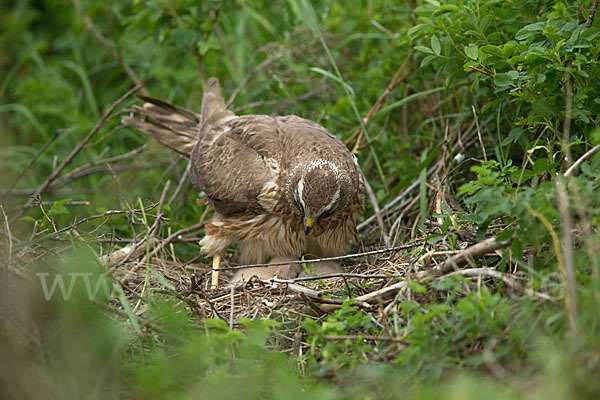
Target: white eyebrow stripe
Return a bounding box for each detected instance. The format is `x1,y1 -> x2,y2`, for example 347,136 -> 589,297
322,186 -> 340,214
297,177 -> 306,211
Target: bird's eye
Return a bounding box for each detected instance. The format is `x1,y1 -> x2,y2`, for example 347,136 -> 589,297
318,208 -> 334,221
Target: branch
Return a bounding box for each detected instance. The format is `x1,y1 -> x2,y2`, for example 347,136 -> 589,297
119,209 -> 210,284
212,241 -> 425,271
0,206 -> 12,265
586,0 -> 599,28
11,84 -> 142,223
438,268 -> 554,301
354,237 -> 511,304
70,0 -> 148,95
564,144 -> 600,177
472,105 -> 488,161
556,176 -> 578,336
361,171 -> 390,246
2,129 -> 63,201
226,50 -> 288,108
13,203 -> 160,250
433,236 -> 510,274
272,272 -> 401,283
351,58 -> 412,153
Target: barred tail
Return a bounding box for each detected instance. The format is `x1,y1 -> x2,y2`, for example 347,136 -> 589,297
122,96 -> 201,158
122,78 -> 233,158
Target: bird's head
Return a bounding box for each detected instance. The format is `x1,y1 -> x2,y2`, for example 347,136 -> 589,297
290,159 -> 350,235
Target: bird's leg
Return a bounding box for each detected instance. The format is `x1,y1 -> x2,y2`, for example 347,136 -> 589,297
211,254 -> 222,289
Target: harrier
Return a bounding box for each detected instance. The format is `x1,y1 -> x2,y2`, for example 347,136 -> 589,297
123,78 -> 364,288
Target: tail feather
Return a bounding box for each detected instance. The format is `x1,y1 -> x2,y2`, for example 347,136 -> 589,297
201,78 -> 234,125
122,96 -> 201,158
122,78 -> 234,158
136,95 -> 200,131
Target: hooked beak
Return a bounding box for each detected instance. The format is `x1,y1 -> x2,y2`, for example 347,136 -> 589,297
304,217 -> 315,235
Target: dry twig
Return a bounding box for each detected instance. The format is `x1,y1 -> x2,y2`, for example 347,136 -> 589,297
120,215 -> 209,284
213,242 -> 425,271
11,84 -> 142,223
351,58 -> 412,153
472,106 -> 487,162
14,203 -> 160,250
2,129 -> 63,201
1,206 -> 13,264
361,171 -> 391,246
70,0 -> 148,95
354,237 -> 511,304
564,144 -> 600,178
226,51 -> 288,107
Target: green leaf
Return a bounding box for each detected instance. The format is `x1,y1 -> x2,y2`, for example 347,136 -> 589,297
512,238 -> 524,262
426,234 -> 443,244
407,281 -> 427,293
471,165 -> 491,176
240,318 -> 275,348
432,275 -> 464,291
480,45 -> 504,58
421,55 -> 437,67
479,14 -> 492,33
115,285 -> 141,335
501,127 -> 525,145
262,318 -> 281,328
407,23 -> 425,37
532,99 -> 554,118
532,158 -> 556,174
19,215 -> 38,224
431,36 -> 441,55
462,213 -> 485,223
148,267 -> 176,290
515,22 -> 545,40
482,98 -> 503,113
511,169 -> 535,184
47,198 -> 72,217
494,72 -> 513,87
399,300 -> 420,312
465,44 -> 479,60
582,27 -> 600,41
205,318 -> 229,331
433,4 -> 460,14
495,228 -> 515,241
294,0 -> 320,37
476,222 -> 488,241
415,45 -> 434,54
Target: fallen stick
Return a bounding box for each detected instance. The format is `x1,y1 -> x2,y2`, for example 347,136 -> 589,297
439,268 -> 554,301
355,237 -> 511,303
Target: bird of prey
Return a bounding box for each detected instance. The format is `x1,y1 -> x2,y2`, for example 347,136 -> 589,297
123,78 -> 364,288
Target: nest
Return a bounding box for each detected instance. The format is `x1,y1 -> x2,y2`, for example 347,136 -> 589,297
104,231 -> 545,356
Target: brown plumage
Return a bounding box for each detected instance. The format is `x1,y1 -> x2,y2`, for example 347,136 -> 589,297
122,78 -> 364,286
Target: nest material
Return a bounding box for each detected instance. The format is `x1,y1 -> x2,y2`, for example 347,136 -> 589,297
109,234 -> 541,355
